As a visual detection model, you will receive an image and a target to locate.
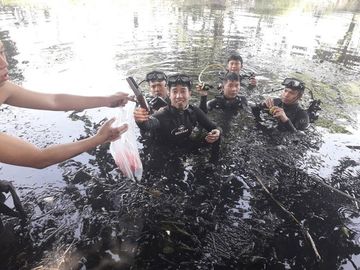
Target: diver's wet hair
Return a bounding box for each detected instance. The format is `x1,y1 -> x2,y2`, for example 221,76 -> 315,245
227,52 -> 243,65
223,72 -> 241,83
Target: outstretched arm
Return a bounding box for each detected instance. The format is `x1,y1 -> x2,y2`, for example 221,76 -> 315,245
1,81 -> 131,111
134,107 -> 161,131
0,119 -> 128,169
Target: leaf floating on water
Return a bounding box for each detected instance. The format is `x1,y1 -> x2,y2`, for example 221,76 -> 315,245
341,226 -> 350,238
146,189 -> 162,197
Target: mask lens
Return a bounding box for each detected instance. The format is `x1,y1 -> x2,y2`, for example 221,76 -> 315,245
282,78 -> 300,87
180,75 -> 191,82
167,74 -> 192,88
168,75 -> 190,83
146,72 -> 166,81
291,80 -> 300,87
168,76 -> 178,83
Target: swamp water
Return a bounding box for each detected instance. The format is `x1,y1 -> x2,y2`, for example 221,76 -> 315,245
1,0 -> 360,269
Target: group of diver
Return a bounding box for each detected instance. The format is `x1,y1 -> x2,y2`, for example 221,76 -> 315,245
0,36 -> 322,237
131,53 -> 320,157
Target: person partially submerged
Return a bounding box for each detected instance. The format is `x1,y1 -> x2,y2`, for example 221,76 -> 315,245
133,70 -> 169,120
251,78 -> 309,132
223,52 -> 257,91
198,72 -> 248,114
144,70 -> 170,110
134,73 -> 221,150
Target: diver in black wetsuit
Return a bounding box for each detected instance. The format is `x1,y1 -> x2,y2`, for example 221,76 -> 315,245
134,71 -> 170,117
251,78 -> 309,132
134,74 -> 221,148
198,72 -> 248,114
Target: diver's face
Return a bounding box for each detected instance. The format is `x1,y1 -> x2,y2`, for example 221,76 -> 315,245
227,60 -> 242,73
169,84 -> 190,110
149,80 -> 168,98
223,80 -> 240,99
281,88 -> 301,105
0,41 -> 9,84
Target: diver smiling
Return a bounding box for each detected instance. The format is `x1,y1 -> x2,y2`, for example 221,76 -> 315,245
134,74 -> 221,149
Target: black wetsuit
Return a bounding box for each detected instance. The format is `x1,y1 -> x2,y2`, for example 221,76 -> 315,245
251,98 -> 309,132
137,104 -> 219,148
199,94 -> 248,114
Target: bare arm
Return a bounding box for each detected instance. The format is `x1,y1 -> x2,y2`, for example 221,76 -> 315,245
0,119 -> 128,169
1,81 -> 130,111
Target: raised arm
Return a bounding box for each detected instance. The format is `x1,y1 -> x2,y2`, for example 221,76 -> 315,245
0,119 -> 128,169
196,83 -> 209,113
1,81 -> 130,111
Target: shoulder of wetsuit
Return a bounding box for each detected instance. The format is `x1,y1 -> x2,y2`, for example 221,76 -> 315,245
188,104 -> 203,116
214,94 -> 225,100
185,104 -> 200,125
237,95 -> 248,106
187,104 -> 195,112
214,95 -> 227,107
287,102 -> 303,114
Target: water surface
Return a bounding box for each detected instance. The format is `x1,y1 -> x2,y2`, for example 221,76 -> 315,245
1,0 -> 360,269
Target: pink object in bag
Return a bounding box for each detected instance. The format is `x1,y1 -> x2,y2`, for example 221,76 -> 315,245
110,102 -> 143,180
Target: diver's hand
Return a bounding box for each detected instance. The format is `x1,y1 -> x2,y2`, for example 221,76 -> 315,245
134,107 -> 150,123
107,92 -> 135,107
205,129 -> 220,144
196,83 -> 208,97
271,107 -> 289,123
96,118 -> 128,143
264,98 -> 274,109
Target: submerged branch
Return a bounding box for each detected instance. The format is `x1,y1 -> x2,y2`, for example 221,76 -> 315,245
310,174 -> 360,204
254,175 -> 322,262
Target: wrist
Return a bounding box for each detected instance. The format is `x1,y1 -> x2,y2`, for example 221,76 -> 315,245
280,116 -> 289,123
90,134 -> 106,147
105,96 -> 115,107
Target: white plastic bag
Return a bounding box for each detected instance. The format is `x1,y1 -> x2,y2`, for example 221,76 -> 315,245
110,102 -> 143,180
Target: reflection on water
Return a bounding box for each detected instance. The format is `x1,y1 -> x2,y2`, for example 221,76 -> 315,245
1,0 -> 360,269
